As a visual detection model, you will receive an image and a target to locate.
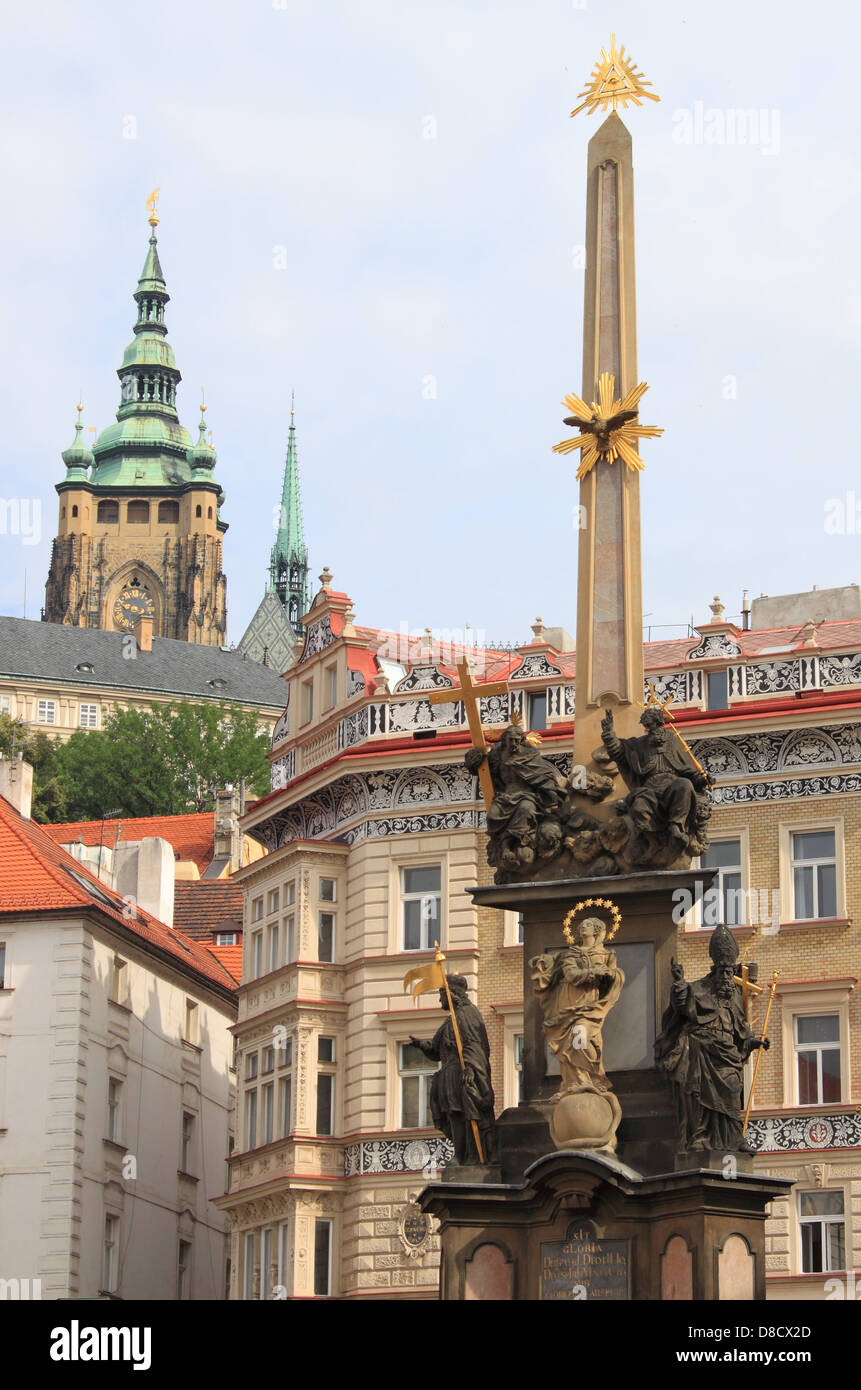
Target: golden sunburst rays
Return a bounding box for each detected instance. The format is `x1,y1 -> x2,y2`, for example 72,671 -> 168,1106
552,372 -> 663,482
570,35 -> 660,120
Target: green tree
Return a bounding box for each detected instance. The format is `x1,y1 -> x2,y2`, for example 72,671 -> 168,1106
46,701 -> 271,821
0,714 -> 68,822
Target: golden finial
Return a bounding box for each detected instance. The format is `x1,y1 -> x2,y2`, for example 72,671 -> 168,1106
553,373 -> 663,480
200,386 -> 206,414
76,401 -> 84,414
146,187 -> 160,227
571,35 -> 660,119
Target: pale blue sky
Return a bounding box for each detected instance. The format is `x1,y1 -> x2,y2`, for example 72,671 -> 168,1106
2,0 -> 859,648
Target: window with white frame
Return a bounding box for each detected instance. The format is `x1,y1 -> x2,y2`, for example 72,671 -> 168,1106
401,865 -> 441,951
107,1077 -> 122,1142
262,1081 -> 275,1144
102,1214 -> 119,1293
252,930 -> 263,977
701,838 -> 743,924
181,1111 -> 195,1173
279,1070 -> 293,1139
261,1227 -> 274,1299
318,911 -> 334,963
277,1221 -> 290,1294
795,1014 -> 841,1105
316,1038 -> 335,1135
245,1087 -> 258,1149
314,1219 -> 332,1296
284,913 -> 296,963
178,1240 -> 191,1300
251,897 -> 264,922
243,1231 -> 255,1300
319,877 -> 336,903
79,703 -> 99,729
399,1042 -> 434,1128
246,1050 -> 259,1082
791,829 -> 837,920
0,696 -> 10,715
262,1045 -> 275,1074
267,888 -> 280,915
284,880 -> 296,907
37,699 -> 56,725
216,931 -> 238,945
267,923 -> 279,973
799,1190 -> 845,1273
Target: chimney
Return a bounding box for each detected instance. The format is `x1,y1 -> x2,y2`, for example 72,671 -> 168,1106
134,615 -> 153,653
214,785 -> 244,871
0,756 -> 34,820
114,837 -> 175,927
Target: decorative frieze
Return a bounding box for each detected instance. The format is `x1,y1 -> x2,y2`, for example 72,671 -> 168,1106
510,653 -> 563,681
747,1112 -> 861,1153
393,665 -> 453,693
300,613 -> 336,661
344,1137 -> 453,1177
347,668 -> 366,698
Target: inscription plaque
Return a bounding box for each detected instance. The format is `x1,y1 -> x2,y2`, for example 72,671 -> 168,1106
540,1222 -> 630,1301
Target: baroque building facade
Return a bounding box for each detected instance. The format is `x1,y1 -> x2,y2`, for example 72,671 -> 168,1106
43,212 -> 227,646
217,578 -> 861,1300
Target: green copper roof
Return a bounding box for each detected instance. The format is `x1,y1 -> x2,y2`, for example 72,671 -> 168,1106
61,406 -> 94,480
269,411 -> 308,584
84,224 -> 219,498
188,406 -> 216,473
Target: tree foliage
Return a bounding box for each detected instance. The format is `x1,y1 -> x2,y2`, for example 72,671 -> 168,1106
0,714 -> 68,822
35,701 -> 271,822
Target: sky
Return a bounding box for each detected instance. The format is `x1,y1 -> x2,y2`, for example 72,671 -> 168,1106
2,0 -> 860,650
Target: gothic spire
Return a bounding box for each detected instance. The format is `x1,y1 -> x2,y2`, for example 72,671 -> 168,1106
269,400 -> 309,640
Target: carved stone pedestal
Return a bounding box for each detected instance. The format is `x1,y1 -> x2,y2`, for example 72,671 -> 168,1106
469,868 -> 715,1180
420,1150 -> 792,1301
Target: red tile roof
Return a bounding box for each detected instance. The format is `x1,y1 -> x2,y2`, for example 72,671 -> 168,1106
44,813 -> 215,873
0,798 -> 237,994
207,942 -> 243,982
174,880 -> 244,940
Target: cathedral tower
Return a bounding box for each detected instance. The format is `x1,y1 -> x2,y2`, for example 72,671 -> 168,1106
43,206 -> 228,645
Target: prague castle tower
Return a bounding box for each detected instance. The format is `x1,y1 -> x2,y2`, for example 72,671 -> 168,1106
43,202 -> 227,645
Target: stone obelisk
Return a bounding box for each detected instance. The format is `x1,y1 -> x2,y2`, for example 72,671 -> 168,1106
573,112 -> 644,795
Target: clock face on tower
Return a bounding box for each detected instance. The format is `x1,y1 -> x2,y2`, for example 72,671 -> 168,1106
113,584 -> 155,632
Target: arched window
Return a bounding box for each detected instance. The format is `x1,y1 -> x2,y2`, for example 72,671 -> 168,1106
207,506 -> 213,519
127,500 -> 150,524
61,506 -> 66,518
289,598 -> 298,625
158,500 -> 179,524
71,505 -> 78,518
195,504 -> 202,518
290,566 -> 299,586
97,500 -> 119,524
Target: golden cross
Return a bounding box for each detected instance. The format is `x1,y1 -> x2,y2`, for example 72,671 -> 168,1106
428,659 -> 509,811
733,955 -> 764,1023
638,681 -> 711,783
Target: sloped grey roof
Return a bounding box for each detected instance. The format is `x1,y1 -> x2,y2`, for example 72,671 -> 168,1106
0,616 -> 288,709
237,590 -> 297,675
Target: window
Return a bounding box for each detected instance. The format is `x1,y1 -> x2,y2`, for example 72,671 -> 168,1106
158,500 -> 179,523
262,1045 -> 275,1074
268,888 -> 280,914
252,930 -> 263,978
181,1111 -> 195,1172
0,696 -> 9,715
399,1042 -> 435,1128
318,1037 -> 334,1063
183,999 -> 198,1045
245,1088 -> 258,1149
243,1231 -> 255,1300
216,931 -> 238,946
795,1015 -> 841,1105
267,924 -> 279,973
791,830 -> 837,919
251,897 -> 263,922
514,1034 -> 525,1103
127,500 -> 149,524
324,663 -> 337,711
103,1215 -> 119,1293
107,1078 -> 122,1142
79,703 -> 98,729
284,881 -> 296,907
701,838 -> 743,924
195,504 -> 202,518
37,699 -> 56,725
178,1240 -> 191,1300
0,942 -> 6,989
97,500 -> 118,524
279,1073 -> 293,1139
284,914 -> 296,963
111,956 -> 127,1004
528,691 -> 547,731
71,504 -> 78,518
707,669 -> 729,711
262,1082 -> 275,1144
799,1191 -> 845,1273
261,1227 -> 273,1299
301,680 -> 314,725
207,505 -> 213,519
401,865 -> 441,951
279,1037 -> 293,1068
319,877 -> 336,903
277,1222 -> 289,1294
246,1051 -> 259,1081
314,1219 -> 332,1296
316,1073 -> 333,1135
318,912 -> 334,963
